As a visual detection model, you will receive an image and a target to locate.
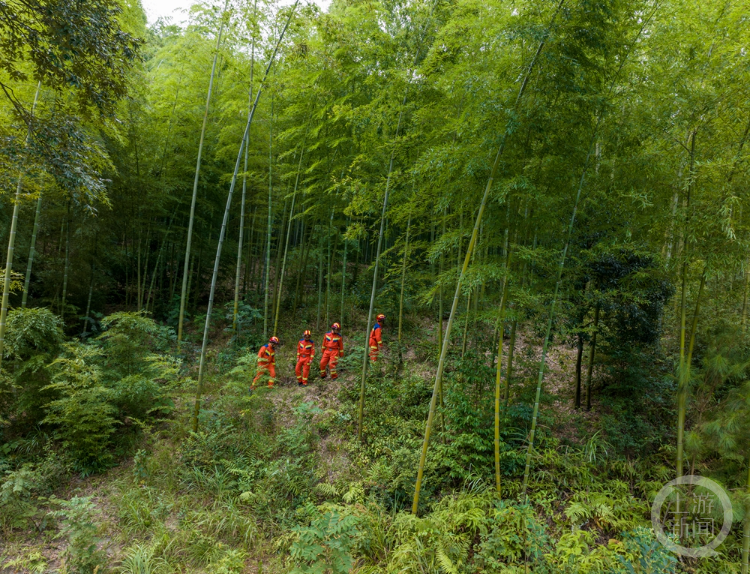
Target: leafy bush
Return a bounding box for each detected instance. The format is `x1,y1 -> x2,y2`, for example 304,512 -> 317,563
51,495 -> 105,574
0,464 -> 41,532
0,307 -> 64,431
598,344 -> 674,456
97,311 -> 175,378
42,343 -> 118,471
3,307 -> 64,360
290,508 -> 359,574
96,312 -> 178,423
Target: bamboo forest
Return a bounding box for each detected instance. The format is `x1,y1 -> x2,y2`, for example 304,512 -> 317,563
1,0 -> 750,571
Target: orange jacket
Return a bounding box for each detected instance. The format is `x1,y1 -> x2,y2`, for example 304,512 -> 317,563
369,323 -> 383,347
297,339 -> 315,359
258,344 -> 275,366
322,331 -> 344,356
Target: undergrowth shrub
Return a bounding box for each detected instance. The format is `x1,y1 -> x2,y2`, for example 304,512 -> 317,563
118,542 -> 167,574
43,343 -> 118,472
97,312 -> 178,422
289,506 -> 359,574
597,344 -> 673,456
0,307 -> 64,432
51,495 -> 105,574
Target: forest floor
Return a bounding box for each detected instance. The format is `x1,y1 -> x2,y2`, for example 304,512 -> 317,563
0,312 -> 676,574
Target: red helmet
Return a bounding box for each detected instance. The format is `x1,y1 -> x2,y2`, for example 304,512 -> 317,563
269,336 -> 280,344
332,322 -> 341,330
303,330 -> 311,336
377,314 -> 386,321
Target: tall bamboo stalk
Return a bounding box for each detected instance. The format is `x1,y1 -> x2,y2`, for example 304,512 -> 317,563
676,130 -> 697,480
192,2 -> 298,432
264,98 -> 274,339
504,317 -> 517,406
60,203 -> 71,320
438,214 -> 445,354
273,142 -> 305,336
413,1 -> 565,513
356,108 -> 404,441
21,192 -> 43,308
146,211 -> 177,312
742,262 -> 750,333
397,216 -> 412,363
233,88 -> 253,334
325,209 -> 334,327
82,254 -> 95,337
356,0 -> 440,440
743,460 -> 750,574
521,131 -> 598,496
340,218 -> 349,327
0,83 -> 40,369
520,6 -> 657,495
233,0 -> 259,332
494,247 -> 512,496
271,195 -> 289,319
584,304 -> 600,410
677,267 -> 706,478
178,0 -> 229,342
316,232 -> 324,329
137,230 -> 143,311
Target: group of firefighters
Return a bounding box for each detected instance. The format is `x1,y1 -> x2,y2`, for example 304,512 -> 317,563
251,314 -> 386,390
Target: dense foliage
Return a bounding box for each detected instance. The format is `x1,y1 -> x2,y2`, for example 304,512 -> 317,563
1,0 -> 749,571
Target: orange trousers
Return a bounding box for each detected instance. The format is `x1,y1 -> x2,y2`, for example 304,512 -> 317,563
369,340 -> 380,362
320,349 -> 340,379
252,364 -> 276,388
295,357 -> 312,384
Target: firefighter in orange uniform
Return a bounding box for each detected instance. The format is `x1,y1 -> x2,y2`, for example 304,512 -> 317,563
369,314 -> 385,362
320,322 -> 344,380
295,330 -> 315,386
252,336 -> 279,390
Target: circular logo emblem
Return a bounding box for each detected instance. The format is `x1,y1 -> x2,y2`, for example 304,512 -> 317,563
651,475 -> 733,558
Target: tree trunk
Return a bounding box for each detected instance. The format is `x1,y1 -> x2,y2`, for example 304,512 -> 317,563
61,203 -> 71,321
273,142 -> 305,336
340,219 -> 349,327
494,246 -> 512,496
414,1 -> 566,511
357,107 -> 405,441
325,209 -> 334,328
460,292 -> 471,358
192,5 -> 298,432
438,215 -> 445,356
292,221 -> 310,319
178,1 -> 228,342
21,192 -> 43,308
504,318 -> 517,406
0,82 -> 40,369
316,232 -> 324,330
574,332 -> 583,409
233,97 -> 251,335
82,261 -> 95,337
676,130 -> 697,480
677,268 -> 706,478
263,99 -> 274,339
743,460 -> 750,574
271,195 -> 289,322
397,216 -> 411,363
585,305 -> 599,410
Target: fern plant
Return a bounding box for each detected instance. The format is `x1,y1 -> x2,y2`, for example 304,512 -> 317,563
0,307 -> 64,431
51,495 -> 106,574
290,509 -> 359,574
42,343 -> 117,471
